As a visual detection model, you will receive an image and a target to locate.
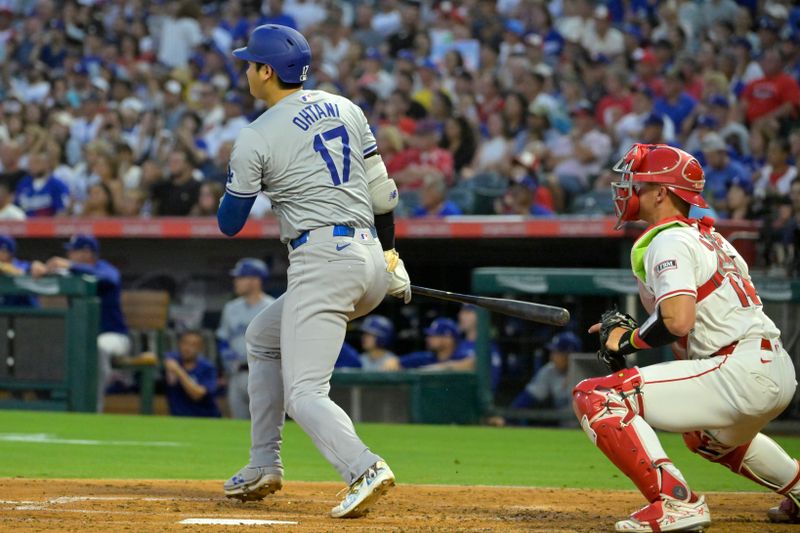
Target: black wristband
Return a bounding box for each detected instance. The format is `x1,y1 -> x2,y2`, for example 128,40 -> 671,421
617,306 -> 679,356
374,211 -> 395,251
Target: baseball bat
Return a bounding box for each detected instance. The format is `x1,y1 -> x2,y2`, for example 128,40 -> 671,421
410,285 -> 570,326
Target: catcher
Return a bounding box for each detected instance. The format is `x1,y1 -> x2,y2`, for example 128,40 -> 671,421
574,144 -> 799,532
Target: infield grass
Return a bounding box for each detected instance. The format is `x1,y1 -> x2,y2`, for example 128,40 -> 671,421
1,410 -> 799,492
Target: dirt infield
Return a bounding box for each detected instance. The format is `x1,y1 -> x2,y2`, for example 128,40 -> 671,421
0,478 -> 794,532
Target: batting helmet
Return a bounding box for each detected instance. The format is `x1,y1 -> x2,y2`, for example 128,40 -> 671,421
0,235 -> 16,254
611,144 -> 707,229
233,24 -> 311,84
546,331 -> 582,353
230,258 -> 269,280
360,315 -> 395,348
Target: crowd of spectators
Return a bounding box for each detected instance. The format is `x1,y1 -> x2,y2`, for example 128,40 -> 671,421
0,0 -> 799,269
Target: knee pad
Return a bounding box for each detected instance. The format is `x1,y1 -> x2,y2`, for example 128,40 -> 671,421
573,367 -> 645,427
683,430 -> 748,471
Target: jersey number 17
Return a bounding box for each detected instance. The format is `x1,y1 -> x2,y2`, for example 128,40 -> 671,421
313,125 -> 351,186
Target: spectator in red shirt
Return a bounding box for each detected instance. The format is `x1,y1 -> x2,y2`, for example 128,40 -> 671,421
740,50 -> 800,129
595,68 -> 633,129
393,120 -> 454,191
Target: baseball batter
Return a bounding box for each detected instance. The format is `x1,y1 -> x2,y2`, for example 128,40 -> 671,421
574,144 -> 800,532
215,24 -> 410,518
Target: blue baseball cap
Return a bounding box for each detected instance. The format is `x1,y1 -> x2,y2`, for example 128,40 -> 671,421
547,331 -> 582,353
425,317 -> 459,338
695,114 -> 719,129
230,258 -> 269,279
64,234 -> 99,253
0,235 -> 16,254
707,94 -> 730,108
643,113 -> 664,127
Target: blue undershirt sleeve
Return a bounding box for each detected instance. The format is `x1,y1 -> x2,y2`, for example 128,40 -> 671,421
217,193 -> 256,237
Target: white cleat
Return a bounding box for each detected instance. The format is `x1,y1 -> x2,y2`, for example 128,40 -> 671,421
615,495 -> 711,532
223,465 -> 283,502
330,460 -> 395,518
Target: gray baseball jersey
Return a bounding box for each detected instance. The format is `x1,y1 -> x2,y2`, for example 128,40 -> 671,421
226,89 -> 379,242
359,351 -> 399,372
217,294 -> 276,372
226,87 -> 391,487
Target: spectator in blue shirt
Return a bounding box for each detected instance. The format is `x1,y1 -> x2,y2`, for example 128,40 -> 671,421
39,234 -> 130,412
701,133 -> 750,204
411,173 -> 463,217
653,69 -> 696,133
14,150 -> 69,217
164,330 -> 221,418
0,235 -> 37,307
400,318 -> 471,370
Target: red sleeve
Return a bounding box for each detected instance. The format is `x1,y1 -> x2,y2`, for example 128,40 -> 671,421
435,150 -> 454,182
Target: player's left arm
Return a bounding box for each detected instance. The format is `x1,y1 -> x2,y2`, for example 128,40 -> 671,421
359,112 -> 411,303
218,128 -> 267,236
597,235 -> 698,353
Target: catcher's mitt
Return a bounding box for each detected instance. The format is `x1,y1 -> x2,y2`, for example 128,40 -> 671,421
597,308 -> 638,372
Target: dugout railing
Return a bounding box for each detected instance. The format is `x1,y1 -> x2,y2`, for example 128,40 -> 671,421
0,275 -> 100,412
471,268 -> 800,423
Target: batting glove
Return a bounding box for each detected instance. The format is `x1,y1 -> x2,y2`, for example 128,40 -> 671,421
384,249 -> 411,304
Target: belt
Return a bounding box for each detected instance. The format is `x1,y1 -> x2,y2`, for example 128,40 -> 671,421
714,338 -> 774,357
289,225 -> 377,250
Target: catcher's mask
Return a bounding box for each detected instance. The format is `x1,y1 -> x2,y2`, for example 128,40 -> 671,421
611,143 -> 707,229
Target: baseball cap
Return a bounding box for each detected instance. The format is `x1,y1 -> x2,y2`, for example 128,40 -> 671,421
223,92 -> 244,106
424,318 -> 459,338
0,235 -> 17,254
230,258 -> 269,279
546,331 -> 582,353
569,100 -> 594,117
397,49 -> 416,62
643,113 -> 664,127
707,94 -> 730,108
701,132 -> 727,153
726,175 -> 754,195
64,234 -> 99,253
695,115 -> 719,129
365,47 -> 383,61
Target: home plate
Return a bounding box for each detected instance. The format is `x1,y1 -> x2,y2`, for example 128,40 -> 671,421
179,518 -> 297,526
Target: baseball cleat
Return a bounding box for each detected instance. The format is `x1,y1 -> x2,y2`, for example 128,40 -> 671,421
615,495 -> 711,532
330,460 -> 395,518
768,496 -> 800,523
224,465 -> 283,502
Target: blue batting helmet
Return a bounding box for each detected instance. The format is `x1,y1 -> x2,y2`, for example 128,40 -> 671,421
360,315 -> 395,348
64,234 -> 99,253
425,318 -> 459,338
0,235 -> 16,254
233,24 -> 311,84
230,258 -> 269,280
546,331 -> 582,353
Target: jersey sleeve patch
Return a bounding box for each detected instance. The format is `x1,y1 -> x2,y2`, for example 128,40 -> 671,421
655,259 -> 678,276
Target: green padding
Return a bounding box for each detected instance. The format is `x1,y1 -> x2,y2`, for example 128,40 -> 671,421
630,221 -> 685,283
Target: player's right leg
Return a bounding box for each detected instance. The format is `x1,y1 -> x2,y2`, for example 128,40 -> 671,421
223,296 -> 285,501
573,368 -> 710,533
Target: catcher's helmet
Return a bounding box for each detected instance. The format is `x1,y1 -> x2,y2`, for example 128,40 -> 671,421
233,24 -> 311,84
230,258 -> 269,280
360,315 -> 395,348
611,143 -> 706,229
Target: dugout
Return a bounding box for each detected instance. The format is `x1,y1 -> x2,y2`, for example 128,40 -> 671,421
0,275 -> 99,412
